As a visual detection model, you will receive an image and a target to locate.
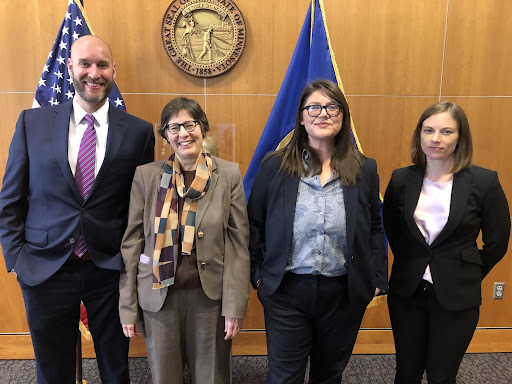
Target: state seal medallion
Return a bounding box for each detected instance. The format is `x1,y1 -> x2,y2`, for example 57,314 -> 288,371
161,0 -> 247,78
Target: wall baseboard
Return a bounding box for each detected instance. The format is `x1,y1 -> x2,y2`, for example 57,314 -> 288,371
1,328 -> 510,359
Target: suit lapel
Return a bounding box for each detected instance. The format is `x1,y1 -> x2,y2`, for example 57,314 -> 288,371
343,183 -> 357,255
51,102 -> 82,201
196,158 -> 219,227
431,169 -> 471,247
284,172 -> 299,245
404,167 -> 429,245
89,105 -> 125,198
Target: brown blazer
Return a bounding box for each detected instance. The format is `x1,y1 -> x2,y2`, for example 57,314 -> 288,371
119,157 -> 250,325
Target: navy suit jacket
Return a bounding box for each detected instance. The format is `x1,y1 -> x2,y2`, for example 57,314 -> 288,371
248,155 -> 388,305
0,102 -> 155,286
383,165 -> 510,310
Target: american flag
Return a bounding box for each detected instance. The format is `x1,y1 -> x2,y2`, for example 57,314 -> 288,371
33,0 -> 125,111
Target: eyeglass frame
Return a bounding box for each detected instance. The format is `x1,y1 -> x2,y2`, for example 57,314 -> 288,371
163,120 -> 200,135
301,104 -> 342,117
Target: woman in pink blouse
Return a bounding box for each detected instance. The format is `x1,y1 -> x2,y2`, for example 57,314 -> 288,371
383,101 -> 510,383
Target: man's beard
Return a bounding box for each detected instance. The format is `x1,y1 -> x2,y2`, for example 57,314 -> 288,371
73,77 -> 114,104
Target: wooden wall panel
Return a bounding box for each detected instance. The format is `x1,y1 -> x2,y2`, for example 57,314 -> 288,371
440,97 -> 512,327
0,94 -> 34,333
0,94 -> 35,184
325,0 -> 447,96
442,98 -> 512,202
207,0 -> 309,94
347,96 -> 440,187
3,328 -> 512,359
442,0 -> 512,95
1,0 -> 511,357
0,271 -> 27,333
242,290 -> 265,330
85,1 -> 205,95
205,95 -> 276,174
121,94 -> 205,128
0,1 -> 63,92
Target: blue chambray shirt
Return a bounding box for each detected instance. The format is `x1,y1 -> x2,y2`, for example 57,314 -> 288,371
286,172 -> 349,277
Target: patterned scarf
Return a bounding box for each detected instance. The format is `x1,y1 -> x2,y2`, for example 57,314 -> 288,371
152,149 -> 212,289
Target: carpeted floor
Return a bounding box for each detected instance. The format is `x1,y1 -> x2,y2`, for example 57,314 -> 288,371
1,353 -> 511,383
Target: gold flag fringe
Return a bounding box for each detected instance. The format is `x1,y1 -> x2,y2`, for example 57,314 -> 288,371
366,294 -> 387,309
79,320 -> 92,341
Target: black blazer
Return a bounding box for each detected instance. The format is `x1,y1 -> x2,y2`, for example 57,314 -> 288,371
0,102 -> 155,286
383,165 -> 510,311
248,155 -> 388,305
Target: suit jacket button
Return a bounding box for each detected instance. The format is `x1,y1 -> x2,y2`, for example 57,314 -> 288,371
69,238 -> 75,244
200,262 -> 206,270
81,208 -> 86,214
197,231 -> 204,238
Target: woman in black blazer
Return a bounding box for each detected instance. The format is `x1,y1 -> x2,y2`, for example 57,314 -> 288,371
383,101 -> 510,384
248,80 -> 388,383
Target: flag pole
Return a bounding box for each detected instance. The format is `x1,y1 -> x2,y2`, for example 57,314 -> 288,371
75,0 -> 95,35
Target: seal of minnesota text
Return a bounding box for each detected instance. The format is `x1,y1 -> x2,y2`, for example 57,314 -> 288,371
162,0 -> 247,78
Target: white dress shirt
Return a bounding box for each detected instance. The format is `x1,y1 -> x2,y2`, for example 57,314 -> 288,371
68,97 -> 110,177
414,177 -> 453,284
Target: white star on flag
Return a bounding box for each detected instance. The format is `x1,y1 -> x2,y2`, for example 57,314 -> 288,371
33,0 -> 126,111
51,84 -> 62,94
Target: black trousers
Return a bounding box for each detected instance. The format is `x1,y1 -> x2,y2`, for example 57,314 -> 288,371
258,273 -> 367,384
388,280 -> 479,384
18,260 -> 129,384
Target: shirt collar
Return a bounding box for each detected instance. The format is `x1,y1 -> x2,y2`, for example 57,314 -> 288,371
72,97 -> 110,127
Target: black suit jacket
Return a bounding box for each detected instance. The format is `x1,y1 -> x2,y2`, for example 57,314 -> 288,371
383,165 -> 510,310
248,155 -> 388,305
0,101 -> 155,286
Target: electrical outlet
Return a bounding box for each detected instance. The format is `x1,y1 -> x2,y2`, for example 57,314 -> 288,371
493,282 -> 505,299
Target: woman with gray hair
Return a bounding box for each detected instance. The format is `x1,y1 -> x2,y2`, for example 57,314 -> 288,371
119,97 -> 250,384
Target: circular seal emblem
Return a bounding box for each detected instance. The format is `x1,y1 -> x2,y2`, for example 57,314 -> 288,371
161,0 -> 247,78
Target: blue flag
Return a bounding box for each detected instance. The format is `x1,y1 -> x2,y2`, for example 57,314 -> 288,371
33,0 -> 125,111
243,0 -> 362,199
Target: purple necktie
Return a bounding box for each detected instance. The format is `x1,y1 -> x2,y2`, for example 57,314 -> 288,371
74,114 -> 96,256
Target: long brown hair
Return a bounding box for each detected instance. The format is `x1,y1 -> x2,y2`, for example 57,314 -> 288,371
267,79 -> 365,186
411,101 -> 473,172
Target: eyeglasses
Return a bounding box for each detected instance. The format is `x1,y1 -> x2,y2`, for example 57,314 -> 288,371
301,104 -> 342,117
163,120 -> 199,135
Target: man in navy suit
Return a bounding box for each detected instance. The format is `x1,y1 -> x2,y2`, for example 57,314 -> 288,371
0,35 -> 155,383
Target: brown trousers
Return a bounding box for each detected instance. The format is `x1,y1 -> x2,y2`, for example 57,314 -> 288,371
141,288 -> 231,384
